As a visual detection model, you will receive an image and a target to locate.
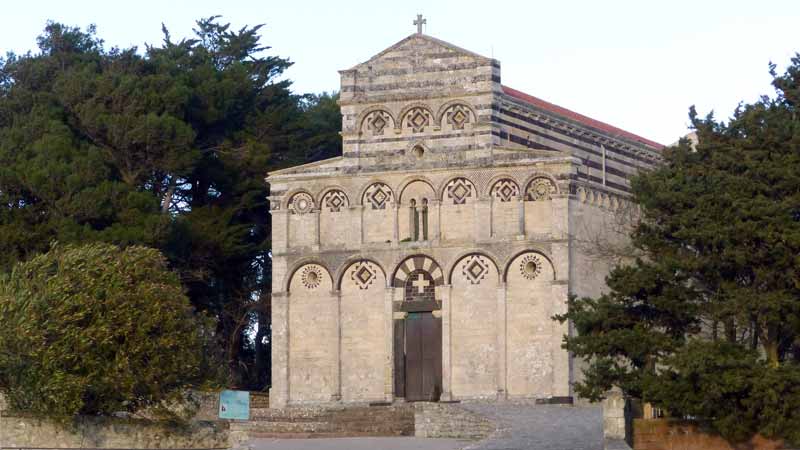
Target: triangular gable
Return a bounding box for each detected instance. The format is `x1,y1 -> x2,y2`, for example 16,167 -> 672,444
347,33 -> 493,71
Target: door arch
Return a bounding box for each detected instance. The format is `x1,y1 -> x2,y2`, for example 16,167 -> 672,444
392,255 -> 443,401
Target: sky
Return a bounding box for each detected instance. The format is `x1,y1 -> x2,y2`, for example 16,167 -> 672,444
4,0 -> 800,145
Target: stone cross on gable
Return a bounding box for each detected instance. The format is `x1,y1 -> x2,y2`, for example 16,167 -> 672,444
413,14 -> 426,34
412,273 -> 430,293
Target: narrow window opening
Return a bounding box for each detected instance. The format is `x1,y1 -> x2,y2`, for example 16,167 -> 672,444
421,198 -> 429,240
410,199 -> 419,241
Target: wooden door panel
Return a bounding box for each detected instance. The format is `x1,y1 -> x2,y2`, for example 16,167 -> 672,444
404,312 -> 441,402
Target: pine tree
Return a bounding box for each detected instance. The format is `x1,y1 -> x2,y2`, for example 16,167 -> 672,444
0,18 -> 342,388
556,54 -> 800,444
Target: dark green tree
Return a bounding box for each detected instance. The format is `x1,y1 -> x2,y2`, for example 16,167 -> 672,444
556,54 -> 800,444
0,18 -> 342,389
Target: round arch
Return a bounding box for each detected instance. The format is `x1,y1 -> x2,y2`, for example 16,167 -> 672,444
397,102 -> 436,129
435,100 -> 478,127
484,173 -> 523,199
356,106 -> 397,134
281,188 -> 315,210
357,180 -> 395,208
335,257 -> 389,291
446,251 -> 501,285
314,185 -> 351,207
437,175 -> 478,204
501,249 -> 557,283
391,254 -> 445,289
285,259 -> 334,293
520,173 -> 561,197
397,176 -> 438,203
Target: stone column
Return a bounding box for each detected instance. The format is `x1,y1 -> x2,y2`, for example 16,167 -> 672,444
475,199 -> 492,241
332,289 -> 342,401
270,291 -> 290,408
392,204 -> 400,246
517,197 -> 526,238
496,283 -> 508,399
416,206 -> 425,241
440,284 -> 453,401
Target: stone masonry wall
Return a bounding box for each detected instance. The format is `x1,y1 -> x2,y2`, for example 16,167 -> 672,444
0,416 -> 229,449
413,402 -> 494,440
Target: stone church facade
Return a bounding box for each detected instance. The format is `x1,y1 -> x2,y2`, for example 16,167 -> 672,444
267,30 -> 662,408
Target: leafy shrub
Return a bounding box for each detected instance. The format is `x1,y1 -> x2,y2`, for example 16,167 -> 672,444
0,243 -> 218,418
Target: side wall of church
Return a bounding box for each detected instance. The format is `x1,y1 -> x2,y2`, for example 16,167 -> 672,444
567,185 -> 638,391
496,94 -> 661,194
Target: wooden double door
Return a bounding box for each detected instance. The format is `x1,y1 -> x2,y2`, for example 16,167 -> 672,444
396,312 -> 442,402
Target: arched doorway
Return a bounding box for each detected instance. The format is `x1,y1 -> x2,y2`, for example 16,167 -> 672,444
392,256 -> 443,402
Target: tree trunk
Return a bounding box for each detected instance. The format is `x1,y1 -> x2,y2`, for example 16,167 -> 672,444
761,325 -> 780,368
161,179 -> 177,213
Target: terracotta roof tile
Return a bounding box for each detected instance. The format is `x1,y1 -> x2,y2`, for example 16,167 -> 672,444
502,85 -> 664,150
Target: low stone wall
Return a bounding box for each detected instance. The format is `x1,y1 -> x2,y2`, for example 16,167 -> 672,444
634,419 -> 785,450
414,402 -> 494,440
0,415 -> 229,449
250,392 -> 269,409
232,401 -> 494,441
235,404 -> 415,438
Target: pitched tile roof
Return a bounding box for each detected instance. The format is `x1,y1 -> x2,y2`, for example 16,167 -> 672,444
502,85 -> 664,150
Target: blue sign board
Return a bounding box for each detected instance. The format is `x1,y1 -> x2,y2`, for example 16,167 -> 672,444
219,390 -> 250,420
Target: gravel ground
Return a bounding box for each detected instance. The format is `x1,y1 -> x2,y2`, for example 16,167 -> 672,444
460,403 -> 603,450
249,437 -> 470,450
